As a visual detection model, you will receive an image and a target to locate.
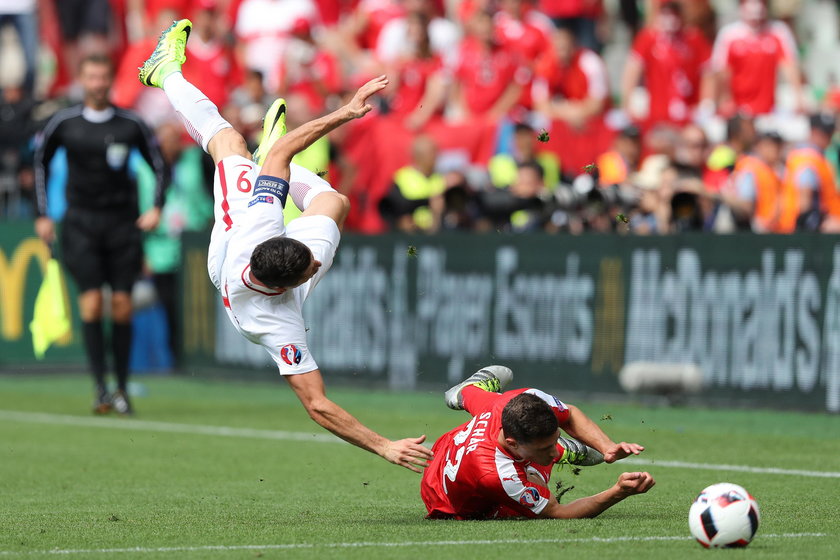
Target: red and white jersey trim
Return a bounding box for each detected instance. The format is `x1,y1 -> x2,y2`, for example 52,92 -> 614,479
494,448 -> 550,515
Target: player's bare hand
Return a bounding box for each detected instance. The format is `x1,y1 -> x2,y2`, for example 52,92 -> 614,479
615,471 -> 655,496
383,434 -> 433,473
136,207 -> 161,231
35,217 -> 55,245
603,442 -> 644,463
345,75 -> 389,119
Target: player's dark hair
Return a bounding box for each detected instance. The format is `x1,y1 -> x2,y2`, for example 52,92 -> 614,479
250,236 -> 313,289
501,393 -> 559,444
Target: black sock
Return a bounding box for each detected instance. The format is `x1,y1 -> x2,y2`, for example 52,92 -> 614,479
112,322 -> 132,392
81,321 -> 107,393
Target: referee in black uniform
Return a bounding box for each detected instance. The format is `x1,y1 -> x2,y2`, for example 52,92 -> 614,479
34,54 -> 167,415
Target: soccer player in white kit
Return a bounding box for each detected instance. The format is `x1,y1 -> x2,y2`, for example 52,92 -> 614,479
139,19 -> 433,472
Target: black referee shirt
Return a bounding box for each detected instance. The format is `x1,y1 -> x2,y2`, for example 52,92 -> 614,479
34,105 -> 166,217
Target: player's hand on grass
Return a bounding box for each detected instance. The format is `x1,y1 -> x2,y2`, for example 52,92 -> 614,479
615,472 -> 655,496
136,207 -> 161,231
383,434 -> 433,473
603,442 -> 644,463
345,75 -> 389,120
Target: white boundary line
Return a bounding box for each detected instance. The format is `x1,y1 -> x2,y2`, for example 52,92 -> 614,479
622,458 -> 840,479
0,410 -> 338,443
3,410 -> 840,479
0,533 -> 828,556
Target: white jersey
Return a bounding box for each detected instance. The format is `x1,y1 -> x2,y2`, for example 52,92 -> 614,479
207,155 -> 339,375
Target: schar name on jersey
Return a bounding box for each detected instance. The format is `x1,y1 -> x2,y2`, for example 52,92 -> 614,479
464,412 -> 492,454
248,195 -> 274,207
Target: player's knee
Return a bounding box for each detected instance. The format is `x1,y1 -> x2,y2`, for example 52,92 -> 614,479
111,292 -> 133,323
208,129 -> 249,163
78,290 -> 103,321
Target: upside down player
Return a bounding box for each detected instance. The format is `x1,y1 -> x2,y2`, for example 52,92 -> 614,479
421,366 -> 655,519
138,20 -> 432,472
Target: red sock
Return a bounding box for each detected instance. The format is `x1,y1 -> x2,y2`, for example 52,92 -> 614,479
462,385 -> 503,416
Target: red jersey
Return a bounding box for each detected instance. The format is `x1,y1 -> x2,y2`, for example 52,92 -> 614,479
631,27 -> 711,125
456,38 -> 530,116
421,388 -> 571,520
355,0 -> 404,50
711,20 -> 797,115
494,11 -> 550,64
537,0 -> 602,18
277,47 -> 342,113
390,55 -> 444,117
533,47 -> 608,104
183,38 -> 236,109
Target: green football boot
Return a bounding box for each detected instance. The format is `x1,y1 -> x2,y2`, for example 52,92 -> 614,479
444,365 -> 513,410
253,98 -> 287,166
138,19 -> 192,88
557,436 -> 604,466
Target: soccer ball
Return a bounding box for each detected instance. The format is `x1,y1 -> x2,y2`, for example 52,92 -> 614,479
688,483 -> 760,548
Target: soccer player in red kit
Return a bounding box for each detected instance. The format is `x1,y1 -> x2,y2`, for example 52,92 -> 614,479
421,366 -> 654,519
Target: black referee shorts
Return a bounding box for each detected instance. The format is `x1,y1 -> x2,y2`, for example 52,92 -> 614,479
60,208 -> 142,294
55,0 -> 111,41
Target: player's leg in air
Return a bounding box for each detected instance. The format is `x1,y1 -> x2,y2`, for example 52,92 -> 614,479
139,19 -> 385,231
138,19 -> 251,166
444,365 -> 607,466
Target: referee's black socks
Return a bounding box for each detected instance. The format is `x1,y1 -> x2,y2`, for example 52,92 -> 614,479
112,322 -> 132,393
82,321 -> 107,394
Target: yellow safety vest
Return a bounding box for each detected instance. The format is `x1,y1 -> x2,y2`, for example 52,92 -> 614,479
393,166 -> 445,230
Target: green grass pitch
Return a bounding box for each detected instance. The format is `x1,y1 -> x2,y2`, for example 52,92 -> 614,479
0,374 -> 838,559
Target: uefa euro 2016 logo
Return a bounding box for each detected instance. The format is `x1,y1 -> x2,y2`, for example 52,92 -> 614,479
280,344 -> 302,366
519,487 -> 540,507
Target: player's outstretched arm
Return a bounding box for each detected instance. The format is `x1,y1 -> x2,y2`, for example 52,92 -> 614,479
540,472 -> 655,519
560,405 -> 644,463
285,369 -> 433,473
260,76 -> 388,181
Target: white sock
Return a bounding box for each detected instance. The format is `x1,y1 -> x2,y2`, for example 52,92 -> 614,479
290,180 -> 337,211
162,72 -> 232,152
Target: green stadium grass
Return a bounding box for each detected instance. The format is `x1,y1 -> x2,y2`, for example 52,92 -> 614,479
0,374 -> 838,559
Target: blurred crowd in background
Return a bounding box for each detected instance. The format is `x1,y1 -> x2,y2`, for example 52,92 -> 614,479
4,0 -> 840,236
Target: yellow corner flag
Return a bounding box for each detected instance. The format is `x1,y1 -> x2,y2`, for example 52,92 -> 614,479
30,258 -> 71,359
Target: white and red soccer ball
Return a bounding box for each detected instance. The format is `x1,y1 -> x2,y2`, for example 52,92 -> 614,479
688,483 -> 760,548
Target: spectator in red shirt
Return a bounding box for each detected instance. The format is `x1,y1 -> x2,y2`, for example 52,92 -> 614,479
621,1 -> 712,127
494,0 -> 553,110
386,12 -> 447,130
495,0 -> 553,63
277,18 -> 343,114
532,26 -> 608,130
706,0 -> 803,116
451,11 -> 530,120
345,0 -> 405,51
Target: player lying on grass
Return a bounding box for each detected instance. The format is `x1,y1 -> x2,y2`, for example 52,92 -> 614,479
421,366 -> 655,519
139,19 -> 432,472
